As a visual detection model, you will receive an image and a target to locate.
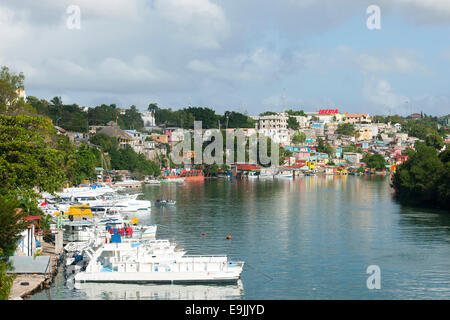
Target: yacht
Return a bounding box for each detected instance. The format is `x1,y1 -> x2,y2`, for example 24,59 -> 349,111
73,238 -> 244,284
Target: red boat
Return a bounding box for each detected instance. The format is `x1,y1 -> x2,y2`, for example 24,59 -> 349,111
179,169 -> 204,181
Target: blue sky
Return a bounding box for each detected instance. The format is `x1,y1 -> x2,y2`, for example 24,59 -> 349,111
0,0 -> 449,116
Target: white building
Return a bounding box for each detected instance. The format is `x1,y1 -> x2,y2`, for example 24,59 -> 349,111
142,111 -> 156,129
251,114 -> 290,144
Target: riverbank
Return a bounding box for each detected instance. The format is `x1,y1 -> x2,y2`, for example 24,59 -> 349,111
8,241 -> 62,300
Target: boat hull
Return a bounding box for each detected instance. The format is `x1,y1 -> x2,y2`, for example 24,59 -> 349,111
74,272 -> 241,284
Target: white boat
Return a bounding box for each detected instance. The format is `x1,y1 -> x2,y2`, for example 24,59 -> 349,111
112,200 -> 152,212
145,179 -> 161,185
62,217 -> 157,244
274,171 -> 293,179
74,240 -> 244,284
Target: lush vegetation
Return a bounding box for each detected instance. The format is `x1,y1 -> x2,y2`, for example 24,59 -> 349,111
287,116 -> 300,130
392,142 -> 449,210
151,104 -> 254,129
0,66 -> 75,299
362,153 -> 387,171
90,133 -> 160,176
285,109 -> 306,116
291,131 -> 306,144
27,97 -> 145,132
335,123 -> 356,136
316,138 -> 334,156
259,111 -> 278,116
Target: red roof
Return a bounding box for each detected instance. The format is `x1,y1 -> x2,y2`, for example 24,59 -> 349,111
23,215 -> 42,221
231,163 -> 261,171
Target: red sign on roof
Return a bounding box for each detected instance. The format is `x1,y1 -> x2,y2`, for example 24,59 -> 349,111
319,109 -> 339,115
231,163 -> 261,171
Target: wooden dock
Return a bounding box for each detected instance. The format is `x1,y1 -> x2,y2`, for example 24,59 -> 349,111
8,241 -> 61,300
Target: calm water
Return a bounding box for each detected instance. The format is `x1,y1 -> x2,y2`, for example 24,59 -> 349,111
31,176 -> 450,300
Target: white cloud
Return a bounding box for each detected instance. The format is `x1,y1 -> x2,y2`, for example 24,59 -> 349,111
362,78 -> 409,113
154,0 -> 229,49
387,0 -> 450,19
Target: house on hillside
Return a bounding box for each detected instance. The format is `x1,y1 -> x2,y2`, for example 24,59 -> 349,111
97,121 -> 133,149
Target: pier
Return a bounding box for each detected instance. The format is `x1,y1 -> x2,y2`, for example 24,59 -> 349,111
8,241 -> 62,300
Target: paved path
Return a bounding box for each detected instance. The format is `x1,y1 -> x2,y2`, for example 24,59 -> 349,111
8,241 -> 61,300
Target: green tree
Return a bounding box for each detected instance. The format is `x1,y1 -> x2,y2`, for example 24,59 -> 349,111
392,142 -> 449,209
362,153 -> 386,171
72,143 -> 99,184
425,132 -> 444,150
119,105 -> 144,131
89,133 -> 118,153
287,116 -> 300,130
148,103 -> 158,113
259,111 -> 277,116
316,138 -> 334,156
336,123 -> 355,136
285,109 -> 306,116
0,66 -> 36,116
0,115 -> 67,197
222,111 -> 254,129
291,131 -> 306,144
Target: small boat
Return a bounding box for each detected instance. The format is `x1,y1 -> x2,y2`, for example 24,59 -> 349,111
155,195 -> 176,206
274,173 -> 293,179
155,199 -> 176,206
145,179 -> 161,185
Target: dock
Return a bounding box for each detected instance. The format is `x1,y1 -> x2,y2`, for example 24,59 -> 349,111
8,241 -> 62,300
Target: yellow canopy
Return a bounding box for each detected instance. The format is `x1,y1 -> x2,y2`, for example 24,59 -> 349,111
54,205 -> 93,217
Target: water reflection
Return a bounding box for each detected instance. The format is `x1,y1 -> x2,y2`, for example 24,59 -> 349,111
73,280 -> 244,300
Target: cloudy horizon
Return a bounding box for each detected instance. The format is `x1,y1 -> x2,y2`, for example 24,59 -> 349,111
1,0 -> 449,116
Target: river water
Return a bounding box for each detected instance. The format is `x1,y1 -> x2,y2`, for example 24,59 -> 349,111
31,176 -> 450,300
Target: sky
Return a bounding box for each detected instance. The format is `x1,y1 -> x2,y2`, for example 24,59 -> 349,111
0,0 -> 449,116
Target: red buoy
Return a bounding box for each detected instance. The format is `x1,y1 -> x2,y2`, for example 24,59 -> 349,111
201,233 -> 206,236
226,235 -> 232,240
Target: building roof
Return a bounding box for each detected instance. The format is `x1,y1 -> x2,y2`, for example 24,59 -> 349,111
98,125 -> 132,140
231,163 -> 261,171
345,113 -> 370,118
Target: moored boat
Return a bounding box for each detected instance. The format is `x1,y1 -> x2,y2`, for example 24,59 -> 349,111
74,239 -> 244,284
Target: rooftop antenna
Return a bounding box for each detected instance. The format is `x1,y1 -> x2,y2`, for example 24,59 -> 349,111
188,96 -> 191,108
282,88 -> 286,114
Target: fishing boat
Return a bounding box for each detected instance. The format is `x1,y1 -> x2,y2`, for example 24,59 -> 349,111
73,238 -> 244,284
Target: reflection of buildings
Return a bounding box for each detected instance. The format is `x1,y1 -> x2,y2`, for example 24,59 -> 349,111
74,280 -> 244,300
